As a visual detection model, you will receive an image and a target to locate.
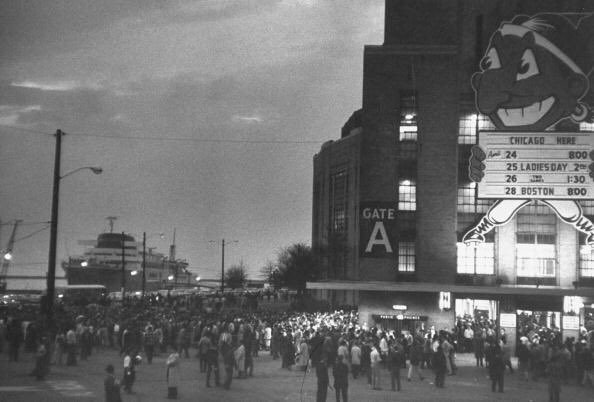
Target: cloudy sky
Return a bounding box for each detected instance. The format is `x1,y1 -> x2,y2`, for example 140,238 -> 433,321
0,0 -> 383,286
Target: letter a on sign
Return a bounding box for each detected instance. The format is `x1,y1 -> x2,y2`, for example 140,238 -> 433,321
365,222 -> 393,253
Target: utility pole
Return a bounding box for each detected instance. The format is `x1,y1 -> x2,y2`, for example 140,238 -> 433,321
46,129 -> 63,326
221,239 -> 225,293
121,231 -> 126,300
142,232 -> 146,301
209,238 -> 238,293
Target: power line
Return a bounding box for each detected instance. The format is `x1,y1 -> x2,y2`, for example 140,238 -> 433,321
64,130 -> 324,144
0,124 -> 53,136
15,225 -> 50,242
0,221 -> 50,227
0,123 -> 325,145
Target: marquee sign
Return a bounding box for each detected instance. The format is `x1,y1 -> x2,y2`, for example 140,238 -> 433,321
477,131 -> 594,199
463,12 -> 594,245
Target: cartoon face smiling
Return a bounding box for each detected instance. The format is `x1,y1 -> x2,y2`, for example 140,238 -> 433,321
472,14 -> 593,131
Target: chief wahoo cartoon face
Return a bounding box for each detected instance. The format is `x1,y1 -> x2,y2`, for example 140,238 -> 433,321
471,13 -> 593,131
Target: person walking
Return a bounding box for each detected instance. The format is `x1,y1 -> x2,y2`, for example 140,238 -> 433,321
488,343 -> 505,393
518,337 -> 531,381
7,319 -> 23,362
166,352 -> 180,399
198,330 -> 212,373
205,344 -> 220,387
31,337 -> 50,380
143,326 -> 155,364
546,350 -> 564,402
350,341 -> 361,379
122,351 -> 137,394
222,344 -> 235,390
333,354 -> 349,402
432,343 -> 447,388
500,337 -> 514,374
407,337 -> 425,382
65,327 -> 77,366
370,343 -> 382,390
315,349 -> 329,402
104,364 -> 122,402
389,339 -> 405,391
234,340 -> 246,378
296,335 -> 310,371
473,332 -> 485,368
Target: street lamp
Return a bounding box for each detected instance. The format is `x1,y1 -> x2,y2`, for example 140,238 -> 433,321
45,129 -> 102,328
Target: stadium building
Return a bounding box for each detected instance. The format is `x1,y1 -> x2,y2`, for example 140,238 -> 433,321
308,0 -> 594,351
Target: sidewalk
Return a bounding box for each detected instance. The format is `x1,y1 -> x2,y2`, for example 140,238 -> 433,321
1,349 -> 592,401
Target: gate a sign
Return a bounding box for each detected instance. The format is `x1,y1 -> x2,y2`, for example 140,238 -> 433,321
359,202 -> 397,257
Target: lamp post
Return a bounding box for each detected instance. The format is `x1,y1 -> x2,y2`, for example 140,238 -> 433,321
46,129 -> 102,327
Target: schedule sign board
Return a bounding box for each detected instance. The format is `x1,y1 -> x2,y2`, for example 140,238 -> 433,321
477,131 -> 594,199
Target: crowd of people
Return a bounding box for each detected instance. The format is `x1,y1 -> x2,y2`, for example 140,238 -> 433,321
1,293 -> 594,401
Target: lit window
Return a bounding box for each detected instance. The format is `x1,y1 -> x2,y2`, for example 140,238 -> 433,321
330,171 -> 347,232
399,95 -> 417,141
399,95 -> 417,160
580,122 -> 594,131
398,242 -> 415,272
579,245 -> 594,278
458,113 -> 494,144
516,233 -> 556,277
457,183 -> 492,213
398,179 -> 416,211
457,242 -> 495,274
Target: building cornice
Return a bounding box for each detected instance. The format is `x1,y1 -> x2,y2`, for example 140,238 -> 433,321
307,280 -> 594,297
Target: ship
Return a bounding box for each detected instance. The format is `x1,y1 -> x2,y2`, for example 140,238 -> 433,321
61,217 -> 194,293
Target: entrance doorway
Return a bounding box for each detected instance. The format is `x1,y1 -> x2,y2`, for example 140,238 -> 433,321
372,314 -> 427,335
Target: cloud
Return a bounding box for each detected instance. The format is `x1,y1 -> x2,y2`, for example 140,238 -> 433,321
232,115 -> 263,123
11,80 -> 101,92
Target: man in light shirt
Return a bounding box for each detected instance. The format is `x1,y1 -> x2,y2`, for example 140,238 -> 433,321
370,343 -> 382,390
350,341 -> 361,379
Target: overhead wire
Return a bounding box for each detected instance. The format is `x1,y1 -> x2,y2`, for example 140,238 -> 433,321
0,124 -> 324,144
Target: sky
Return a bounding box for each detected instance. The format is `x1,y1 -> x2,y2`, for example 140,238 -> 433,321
0,0 -> 384,287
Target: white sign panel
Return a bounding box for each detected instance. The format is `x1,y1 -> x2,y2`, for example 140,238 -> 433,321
477,131 -> 594,199
499,313 -> 517,328
562,315 -> 580,330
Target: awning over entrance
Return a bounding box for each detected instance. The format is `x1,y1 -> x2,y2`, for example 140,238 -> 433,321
307,280 -> 594,297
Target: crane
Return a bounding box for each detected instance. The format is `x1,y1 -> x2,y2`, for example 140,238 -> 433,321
0,219 -> 21,292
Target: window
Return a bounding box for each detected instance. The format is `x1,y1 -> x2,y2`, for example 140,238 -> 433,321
398,242 -> 415,272
516,211 -> 556,278
397,211 -> 416,235
580,122 -> 594,131
516,233 -> 556,277
457,182 -> 492,213
399,140 -> 417,160
330,170 -> 347,232
578,245 -> 594,278
398,179 -> 416,211
458,113 -> 494,144
456,242 -> 495,274
399,95 -> 417,141
399,94 -> 417,160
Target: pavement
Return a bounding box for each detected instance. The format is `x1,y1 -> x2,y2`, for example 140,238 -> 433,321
0,347 -> 592,401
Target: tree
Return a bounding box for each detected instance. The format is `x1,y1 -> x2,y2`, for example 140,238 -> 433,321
260,260 -> 282,289
225,261 -> 248,289
271,242 -> 318,295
